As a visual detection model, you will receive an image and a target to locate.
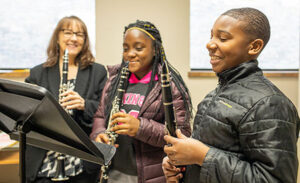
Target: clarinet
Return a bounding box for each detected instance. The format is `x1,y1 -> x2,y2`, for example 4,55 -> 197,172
52,49 -> 70,181
99,61 -> 130,183
161,60 -> 185,183
161,61 -> 177,137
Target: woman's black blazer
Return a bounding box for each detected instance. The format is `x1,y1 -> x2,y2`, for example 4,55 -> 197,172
24,62 -> 107,182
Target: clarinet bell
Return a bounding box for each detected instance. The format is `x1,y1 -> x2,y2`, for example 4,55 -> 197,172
51,154 -> 69,181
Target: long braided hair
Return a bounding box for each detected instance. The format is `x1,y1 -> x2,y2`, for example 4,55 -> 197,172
105,20 -> 192,124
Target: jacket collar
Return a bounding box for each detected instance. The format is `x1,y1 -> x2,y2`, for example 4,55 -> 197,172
107,64 -> 121,77
129,71 -> 158,84
217,60 -> 262,85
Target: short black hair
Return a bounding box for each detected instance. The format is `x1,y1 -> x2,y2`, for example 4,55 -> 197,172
222,7 -> 270,48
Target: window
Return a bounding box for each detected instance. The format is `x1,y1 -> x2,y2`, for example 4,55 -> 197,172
190,0 -> 299,71
0,0 -> 95,69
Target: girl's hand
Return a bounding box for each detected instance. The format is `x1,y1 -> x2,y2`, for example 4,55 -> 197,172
110,112 -> 140,137
95,133 -> 110,144
95,133 -> 119,148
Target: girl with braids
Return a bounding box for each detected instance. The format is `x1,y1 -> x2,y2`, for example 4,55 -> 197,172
90,20 -> 192,183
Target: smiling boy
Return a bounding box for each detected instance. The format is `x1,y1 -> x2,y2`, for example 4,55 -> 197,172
163,7 -> 299,183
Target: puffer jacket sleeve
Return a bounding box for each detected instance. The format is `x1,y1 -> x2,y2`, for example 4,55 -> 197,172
135,81 -> 191,148
200,94 -> 299,183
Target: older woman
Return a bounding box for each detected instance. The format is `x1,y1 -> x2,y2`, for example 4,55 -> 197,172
25,16 -> 107,183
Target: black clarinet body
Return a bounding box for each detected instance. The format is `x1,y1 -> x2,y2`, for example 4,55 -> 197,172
99,61 -> 130,183
161,62 -> 177,137
61,49 -> 68,88
161,61 -> 185,183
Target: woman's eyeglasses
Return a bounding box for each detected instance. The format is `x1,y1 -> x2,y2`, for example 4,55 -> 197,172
61,29 -> 85,40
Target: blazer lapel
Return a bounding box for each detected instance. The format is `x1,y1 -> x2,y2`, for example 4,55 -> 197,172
48,63 -> 60,100
75,66 -> 89,97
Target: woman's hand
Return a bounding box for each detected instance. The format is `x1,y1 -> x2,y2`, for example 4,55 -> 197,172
164,129 -> 210,166
162,156 -> 182,183
59,90 -> 85,110
109,112 -> 140,137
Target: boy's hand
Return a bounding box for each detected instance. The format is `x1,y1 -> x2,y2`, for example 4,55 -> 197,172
164,129 -> 210,166
162,156 -> 182,183
110,112 -> 140,137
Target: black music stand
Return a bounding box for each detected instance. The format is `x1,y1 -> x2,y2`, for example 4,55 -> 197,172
0,79 -> 116,183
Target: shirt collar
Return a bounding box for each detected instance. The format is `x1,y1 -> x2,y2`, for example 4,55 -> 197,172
128,71 -> 158,84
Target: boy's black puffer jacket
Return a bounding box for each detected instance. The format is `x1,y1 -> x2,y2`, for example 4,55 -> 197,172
185,60 -> 299,183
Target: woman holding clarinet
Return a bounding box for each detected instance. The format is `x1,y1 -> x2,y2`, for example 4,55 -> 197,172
25,16 -> 107,183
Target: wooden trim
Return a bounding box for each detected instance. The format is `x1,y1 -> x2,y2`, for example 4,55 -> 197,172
188,70 -> 299,77
0,150 -> 19,165
0,70 -> 29,78
263,71 -> 298,77
188,71 -> 216,77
